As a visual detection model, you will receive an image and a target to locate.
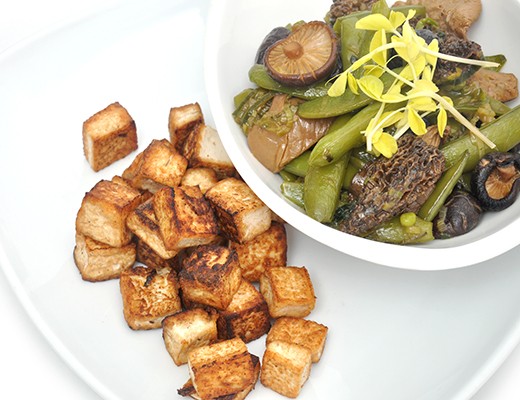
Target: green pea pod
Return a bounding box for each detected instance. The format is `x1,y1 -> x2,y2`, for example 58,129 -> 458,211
283,150 -> 358,190
248,64 -> 329,100
418,150 -> 470,222
338,14 -> 366,70
304,154 -> 349,223
297,70 -> 399,119
309,101 -> 403,167
280,181 -> 305,208
441,104 -> 520,172
365,215 -> 434,244
283,151 -> 311,177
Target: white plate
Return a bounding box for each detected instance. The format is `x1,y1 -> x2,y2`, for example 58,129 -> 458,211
2,1 -> 520,400
205,0 -> 520,270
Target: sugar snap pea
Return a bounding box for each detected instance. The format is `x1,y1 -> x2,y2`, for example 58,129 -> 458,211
441,104 -> 520,172
280,181 -> 305,208
309,102 -> 403,167
303,154 -> 349,223
418,151 -> 470,222
248,64 -> 329,100
283,150 -> 357,189
364,215 -> 434,244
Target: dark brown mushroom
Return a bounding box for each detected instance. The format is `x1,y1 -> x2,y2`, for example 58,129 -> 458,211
339,134 -> 445,236
264,21 -> 338,87
255,27 -> 291,65
471,152 -> 520,211
433,190 -> 482,239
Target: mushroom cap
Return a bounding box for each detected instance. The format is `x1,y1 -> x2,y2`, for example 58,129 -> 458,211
264,21 -> 338,87
471,152 -> 520,211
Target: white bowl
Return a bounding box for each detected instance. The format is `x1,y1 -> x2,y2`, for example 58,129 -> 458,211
205,0 -> 520,270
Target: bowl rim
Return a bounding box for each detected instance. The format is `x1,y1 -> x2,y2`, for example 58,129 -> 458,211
204,0 -> 520,270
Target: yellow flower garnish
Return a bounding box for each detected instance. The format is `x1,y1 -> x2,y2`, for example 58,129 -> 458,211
327,8 -> 500,157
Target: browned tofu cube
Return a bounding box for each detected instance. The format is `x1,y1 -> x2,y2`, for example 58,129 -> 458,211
181,167 -> 219,194
82,102 -> 137,172
188,337 -> 255,400
182,125 -> 235,178
126,198 -> 179,260
266,317 -> 328,363
153,186 -> 219,250
261,340 -> 312,398
179,245 -> 242,310
162,308 -> 218,366
217,279 -> 270,343
73,232 -> 135,282
135,237 -> 180,272
75,179 -> 142,247
229,222 -> 287,282
120,266 -> 182,330
178,354 -> 260,400
168,102 -> 204,152
127,139 -> 188,193
205,178 -> 271,244
259,266 -> 316,318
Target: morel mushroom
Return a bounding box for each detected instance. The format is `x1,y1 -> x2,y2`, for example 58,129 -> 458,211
433,190 -> 482,239
339,134 -> 445,236
264,21 -> 339,87
471,152 -> 520,211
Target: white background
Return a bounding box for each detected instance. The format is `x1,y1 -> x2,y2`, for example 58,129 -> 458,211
1,1 -> 520,399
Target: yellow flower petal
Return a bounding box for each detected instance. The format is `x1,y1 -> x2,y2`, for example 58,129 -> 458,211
373,132 -> 398,158
356,14 -> 394,31
370,29 -> 388,66
408,96 -> 437,112
437,106 -> 447,137
407,107 -> 427,135
389,10 -> 406,29
358,75 -> 385,100
406,9 -> 417,20
425,39 -> 440,67
328,72 -> 347,97
363,65 -> 385,78
347,73 -> 359,95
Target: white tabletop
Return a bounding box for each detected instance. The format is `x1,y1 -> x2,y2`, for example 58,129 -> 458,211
1,1 -> 520,399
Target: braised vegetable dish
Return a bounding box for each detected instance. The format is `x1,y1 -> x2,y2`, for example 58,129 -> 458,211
233,0 -> 520,244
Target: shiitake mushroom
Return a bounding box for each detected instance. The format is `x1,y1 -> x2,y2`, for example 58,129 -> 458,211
263,21 -> 339,87
255,27 -> 291,65
433,190 -> 482,239
471,152 -> 520,211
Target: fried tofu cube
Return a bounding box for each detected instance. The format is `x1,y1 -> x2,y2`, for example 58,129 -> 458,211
182,125 -> 235,177
120,266 -> 182,330
82,102 -> 137,172
162,308 -> 218,366
260,340 -> 312,398
126,198 -> 179,260
217,279 -> 270,343
73,232 -> 135,282
128,139 -> 188,193
178,354 -> 260,400
76,179 -> 142,247
179,245 -> 242,310
188,337 -> 255,400
266,317 -> 328,363
153,186 -> 219,250
135,237 -> 180,272
229,222 -> 287,282
205,178 -> 271,244
181,167 -> 219,194
259,266 -> 316,318
168,102 -> 204,152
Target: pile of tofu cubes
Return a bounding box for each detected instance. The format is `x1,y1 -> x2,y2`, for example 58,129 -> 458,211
74,102 -> 328,399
